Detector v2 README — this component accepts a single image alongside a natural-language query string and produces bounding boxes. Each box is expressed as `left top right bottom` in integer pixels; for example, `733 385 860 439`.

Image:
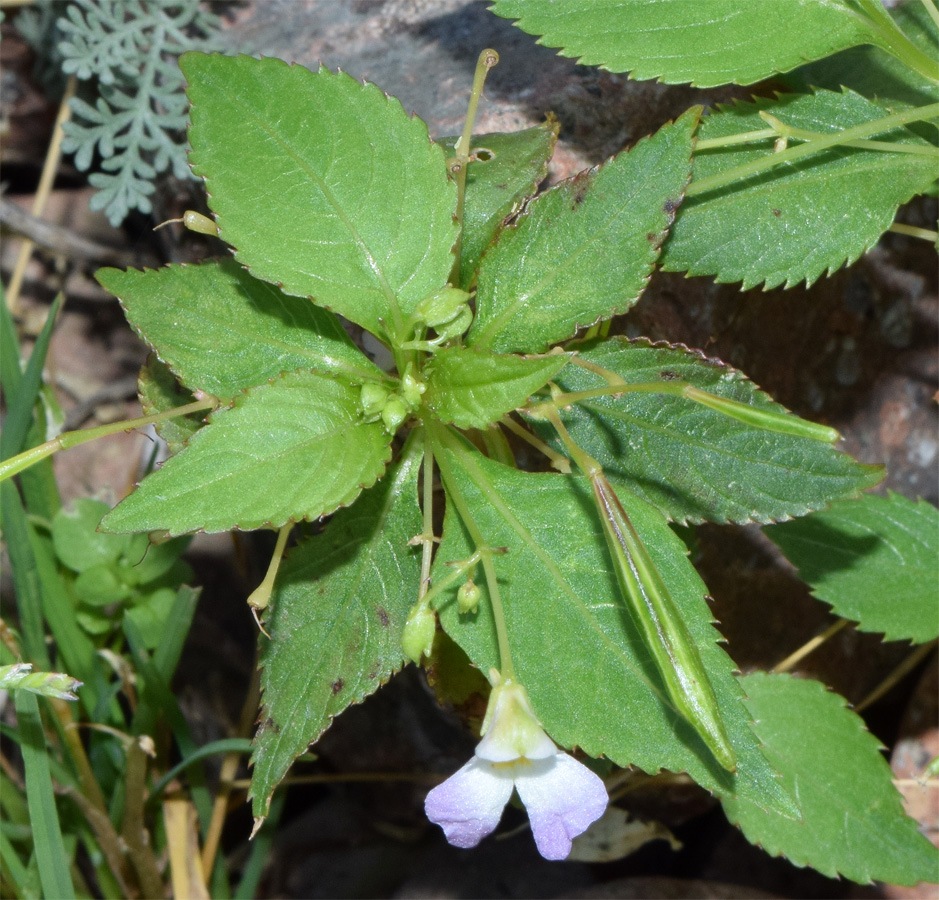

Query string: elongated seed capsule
592 474 737 772
681 385 839 443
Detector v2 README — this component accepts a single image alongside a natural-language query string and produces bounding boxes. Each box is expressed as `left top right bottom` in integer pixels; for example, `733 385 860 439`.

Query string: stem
696 128 778 151
854 639 937 713
480 424 515 467
856 0 939 84
570 355 630 387
890 222 939 242
429 421 515 679
550 381 685 406
201 664 260 877
922 0 939 32
686 102 939 198
760 112 935 157
122 739 164 900
772 619 850 674
418 438 436 602
535 404 600 476
6 76 76 315
419 549 483 611
450 49 499 286
247 523 293 635
0 398 215 483
500 415 571 473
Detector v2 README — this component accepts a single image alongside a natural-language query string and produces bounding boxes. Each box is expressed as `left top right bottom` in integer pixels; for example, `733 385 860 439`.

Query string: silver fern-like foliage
18 0 228 226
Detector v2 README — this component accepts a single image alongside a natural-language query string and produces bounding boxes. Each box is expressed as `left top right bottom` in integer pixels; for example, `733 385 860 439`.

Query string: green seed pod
381 396 409 433
457 579 481 614
359 382 390 418
401 603 436 664
592 474 736 772
681 385 840 443
415 287 472 329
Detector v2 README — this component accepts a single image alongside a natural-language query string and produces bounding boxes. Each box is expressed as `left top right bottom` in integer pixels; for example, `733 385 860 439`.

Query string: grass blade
0 827 38 900
14 690 75 900
1 296 62 462
1 482 51 668
234 788 284 900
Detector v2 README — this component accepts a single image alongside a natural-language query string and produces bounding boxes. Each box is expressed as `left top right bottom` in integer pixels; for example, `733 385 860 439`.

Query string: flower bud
359 382 390 418
400 367 426 409
457 579 481 614
381 396 409 432
416 287 471 328
434 305 473 342
401 603 436 664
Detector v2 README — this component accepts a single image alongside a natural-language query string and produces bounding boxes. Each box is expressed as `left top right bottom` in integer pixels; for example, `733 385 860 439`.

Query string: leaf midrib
201 66 404 332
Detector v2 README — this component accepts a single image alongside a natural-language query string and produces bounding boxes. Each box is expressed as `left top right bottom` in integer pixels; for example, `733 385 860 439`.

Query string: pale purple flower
425 674 608 860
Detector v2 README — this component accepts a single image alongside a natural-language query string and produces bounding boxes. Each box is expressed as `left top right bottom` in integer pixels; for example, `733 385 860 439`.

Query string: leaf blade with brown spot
249 438 423 819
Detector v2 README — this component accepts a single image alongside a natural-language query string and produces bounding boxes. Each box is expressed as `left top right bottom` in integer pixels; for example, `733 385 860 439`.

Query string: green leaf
15 691 75 900
137 355 203 454
661 89 938 289
724 673 939 886
250 436 423 819
0 294 61 462
181 53 458 342
592 474 735 771
121 533 192 586
432 444 796 818
52 498 129 572
74 565 131 605
490 0 885 87
124 587 177 650
101 371 392 536
532 338 882 524
764 493 939 644
423 347 569 429
782 1 939 111
468 108 698 354
98 259 381 401
437 122 559 287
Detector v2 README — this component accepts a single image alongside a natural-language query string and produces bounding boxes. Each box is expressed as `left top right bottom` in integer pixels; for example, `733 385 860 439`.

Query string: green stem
856 0 939 84
890 222 939 242
699 122 935 156
247 523 293 634
922 0 939 32
419 549 483 611
428 420 515 679
687 102 939 198
761 112 935 156
696 128 778 151
0 398 215 483
418 436 436 602
500 415 571 473
450 49 499 286
480 424 515 467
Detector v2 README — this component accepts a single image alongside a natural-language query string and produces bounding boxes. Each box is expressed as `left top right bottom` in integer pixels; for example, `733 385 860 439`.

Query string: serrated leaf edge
473 109 698 353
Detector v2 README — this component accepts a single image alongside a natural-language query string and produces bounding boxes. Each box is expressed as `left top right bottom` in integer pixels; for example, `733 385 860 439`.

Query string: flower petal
514 753 609 860
425 756 514 849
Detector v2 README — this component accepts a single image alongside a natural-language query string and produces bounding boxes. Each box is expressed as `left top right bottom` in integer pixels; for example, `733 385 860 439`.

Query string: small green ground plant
2 0 938 891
